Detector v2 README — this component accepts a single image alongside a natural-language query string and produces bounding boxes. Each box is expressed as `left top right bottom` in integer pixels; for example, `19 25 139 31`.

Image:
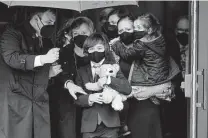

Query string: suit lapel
86 64 93 83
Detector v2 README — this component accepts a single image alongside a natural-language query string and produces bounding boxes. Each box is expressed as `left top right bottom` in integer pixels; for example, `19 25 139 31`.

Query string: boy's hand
98 77 108 88
89 93 103 104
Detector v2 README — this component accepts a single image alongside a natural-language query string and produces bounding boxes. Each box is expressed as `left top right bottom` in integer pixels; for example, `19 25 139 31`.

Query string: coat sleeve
74 69 91 108
111 40 144 61
55 45 75 86
109 69 132 95
0 28 36 71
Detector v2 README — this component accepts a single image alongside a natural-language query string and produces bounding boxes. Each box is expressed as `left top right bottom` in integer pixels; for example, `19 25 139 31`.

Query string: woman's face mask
73 35 88 48
118 19 134 45
119 32 134 45
102 22 118 40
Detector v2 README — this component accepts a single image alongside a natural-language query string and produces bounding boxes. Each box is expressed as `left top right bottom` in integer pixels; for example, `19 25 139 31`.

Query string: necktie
38 36 43 48
93 64 101 82
92 64 102 125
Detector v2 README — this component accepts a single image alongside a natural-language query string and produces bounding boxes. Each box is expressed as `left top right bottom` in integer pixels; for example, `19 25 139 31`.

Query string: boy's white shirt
90 58 105 79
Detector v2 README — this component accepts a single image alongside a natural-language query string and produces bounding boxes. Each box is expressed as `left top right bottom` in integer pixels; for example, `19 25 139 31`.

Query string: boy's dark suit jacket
75 59 132 133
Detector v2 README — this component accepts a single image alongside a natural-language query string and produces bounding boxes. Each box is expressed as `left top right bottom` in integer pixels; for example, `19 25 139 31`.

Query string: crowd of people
0 6 189 138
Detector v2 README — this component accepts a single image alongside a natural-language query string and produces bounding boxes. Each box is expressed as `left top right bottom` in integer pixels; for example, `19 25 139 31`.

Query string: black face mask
102 22 118 40
37 17 55 38
88 51 105 63
73 35 88 48
40 25 55 38
119 32 134 45
177 33 188 46
133 31 147 40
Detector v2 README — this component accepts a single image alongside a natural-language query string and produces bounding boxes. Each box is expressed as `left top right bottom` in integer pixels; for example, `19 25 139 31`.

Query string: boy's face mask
88 51 105 63
88 43 105 63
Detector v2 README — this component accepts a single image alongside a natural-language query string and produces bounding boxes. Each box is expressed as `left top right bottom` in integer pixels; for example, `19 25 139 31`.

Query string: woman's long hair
56 18 74 47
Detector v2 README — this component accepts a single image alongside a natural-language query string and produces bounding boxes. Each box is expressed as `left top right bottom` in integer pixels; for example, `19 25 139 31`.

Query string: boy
75 33 131 138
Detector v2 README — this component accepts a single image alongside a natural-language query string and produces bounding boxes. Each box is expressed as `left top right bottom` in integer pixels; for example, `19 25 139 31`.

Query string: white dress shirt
90 58 105 79
34 55 43 67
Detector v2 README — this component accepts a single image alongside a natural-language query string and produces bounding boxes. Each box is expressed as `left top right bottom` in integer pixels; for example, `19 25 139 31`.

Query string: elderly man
0 8 62 138
175 16 189 80
164 15 189 138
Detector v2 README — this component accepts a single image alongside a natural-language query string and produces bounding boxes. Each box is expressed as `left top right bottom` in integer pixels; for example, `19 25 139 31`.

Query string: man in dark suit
163 16 189 138
73 33 131 138
0 8 61 138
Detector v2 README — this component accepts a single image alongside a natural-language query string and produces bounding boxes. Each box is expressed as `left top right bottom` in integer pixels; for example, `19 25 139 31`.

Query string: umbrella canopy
1 1 139 12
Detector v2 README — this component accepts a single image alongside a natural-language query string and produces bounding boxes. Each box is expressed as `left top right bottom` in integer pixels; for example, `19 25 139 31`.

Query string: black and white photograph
0 0 206 138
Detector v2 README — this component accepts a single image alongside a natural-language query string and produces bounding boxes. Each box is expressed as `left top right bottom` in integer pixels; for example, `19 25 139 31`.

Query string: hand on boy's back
109 37 120 46
89 93 103 104
66 82 87 100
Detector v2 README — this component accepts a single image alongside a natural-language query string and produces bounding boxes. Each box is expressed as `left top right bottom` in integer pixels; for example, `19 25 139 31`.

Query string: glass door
189 1 208 138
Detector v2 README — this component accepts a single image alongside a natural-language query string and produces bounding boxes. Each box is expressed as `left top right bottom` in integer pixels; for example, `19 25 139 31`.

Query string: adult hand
133 91 152 100
109 37 120 46
40 48 60 64
155 87 172 100
66 82 87 100
49 64 62 78
89 93 103 104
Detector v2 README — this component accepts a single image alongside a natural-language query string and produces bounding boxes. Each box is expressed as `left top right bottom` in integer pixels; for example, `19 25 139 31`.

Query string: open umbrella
1 1 139 12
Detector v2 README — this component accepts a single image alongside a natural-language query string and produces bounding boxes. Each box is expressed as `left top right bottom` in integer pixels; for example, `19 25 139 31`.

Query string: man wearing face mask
0 8 62 138
163 15 189 138
175 16 189 80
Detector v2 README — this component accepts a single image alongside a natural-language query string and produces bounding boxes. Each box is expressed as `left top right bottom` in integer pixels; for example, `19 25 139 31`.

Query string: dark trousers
48 85 77 138
128 99 162 138
82 123 118 138
160 88 187 138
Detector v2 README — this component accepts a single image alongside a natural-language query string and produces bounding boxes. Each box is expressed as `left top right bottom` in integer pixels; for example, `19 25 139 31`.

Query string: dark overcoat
0 22 53 138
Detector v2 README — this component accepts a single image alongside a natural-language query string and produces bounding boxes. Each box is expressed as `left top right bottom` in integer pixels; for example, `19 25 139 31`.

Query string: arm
0 28 36 71
56 44 76 86
111 40 144 61
133 82 172 99
74 70 92 108
108 69 132 95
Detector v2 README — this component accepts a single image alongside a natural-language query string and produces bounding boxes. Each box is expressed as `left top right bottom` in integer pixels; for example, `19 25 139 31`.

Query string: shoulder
1 24 22 40
133 40 145 50
105 51 116 64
